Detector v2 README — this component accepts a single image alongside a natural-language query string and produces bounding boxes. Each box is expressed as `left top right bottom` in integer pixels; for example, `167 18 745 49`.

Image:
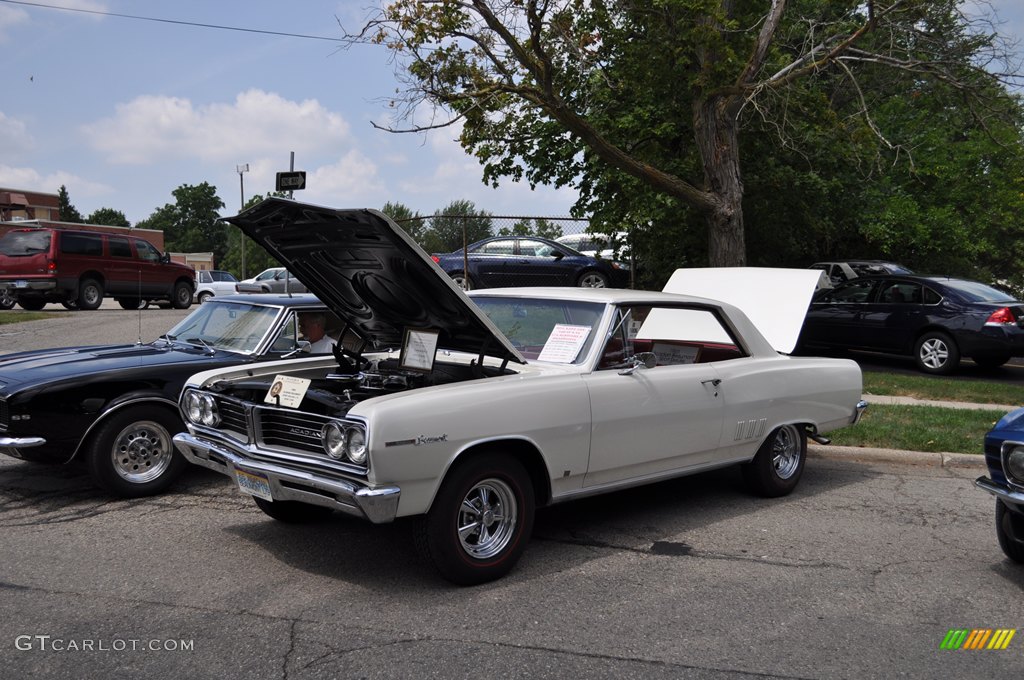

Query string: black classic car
799 275 1024 374
0 294 340 496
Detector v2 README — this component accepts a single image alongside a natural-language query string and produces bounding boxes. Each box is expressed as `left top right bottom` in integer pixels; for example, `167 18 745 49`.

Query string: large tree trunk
693 96 747 267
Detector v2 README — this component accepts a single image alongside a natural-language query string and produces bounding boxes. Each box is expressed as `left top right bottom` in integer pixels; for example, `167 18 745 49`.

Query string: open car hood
663 267 820 354
223 198 525 364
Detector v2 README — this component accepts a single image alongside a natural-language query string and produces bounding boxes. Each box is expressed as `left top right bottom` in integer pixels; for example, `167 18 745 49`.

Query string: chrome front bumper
976 476 1024 510
172 433 400 524
0 436 46 458
852 400 869 425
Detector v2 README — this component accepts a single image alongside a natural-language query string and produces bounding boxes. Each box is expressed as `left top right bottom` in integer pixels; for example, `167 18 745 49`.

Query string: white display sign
400 328 440 372
264 374 311 408
537 324 592 363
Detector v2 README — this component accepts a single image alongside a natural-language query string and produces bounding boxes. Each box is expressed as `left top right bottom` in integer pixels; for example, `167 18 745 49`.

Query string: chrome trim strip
976 476 1024 508
69 396 181 463
852 400 868 425
0 436 46 447
173 433 399 523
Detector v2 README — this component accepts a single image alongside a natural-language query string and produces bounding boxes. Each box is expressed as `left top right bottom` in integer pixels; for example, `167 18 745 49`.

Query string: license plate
13 280 28 289
235 469 272 501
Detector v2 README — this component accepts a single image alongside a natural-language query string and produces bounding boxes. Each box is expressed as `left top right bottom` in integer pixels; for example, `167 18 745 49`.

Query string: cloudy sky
1 1 1021 225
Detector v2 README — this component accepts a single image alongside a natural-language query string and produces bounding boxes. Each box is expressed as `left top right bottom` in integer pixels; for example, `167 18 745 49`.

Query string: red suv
0 228 195 310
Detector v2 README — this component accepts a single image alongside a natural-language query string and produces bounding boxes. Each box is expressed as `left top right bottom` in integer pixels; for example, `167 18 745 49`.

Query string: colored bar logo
941 629 1016 650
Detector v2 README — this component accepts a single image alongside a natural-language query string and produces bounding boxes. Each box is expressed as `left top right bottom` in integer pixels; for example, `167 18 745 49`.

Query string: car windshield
0 230 50 256
163 300 281 354
938 279 1017 303
471 296 605 363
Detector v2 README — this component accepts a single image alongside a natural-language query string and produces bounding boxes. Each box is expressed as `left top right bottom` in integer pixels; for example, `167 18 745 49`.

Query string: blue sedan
977 409 1024 562
431 236 628 290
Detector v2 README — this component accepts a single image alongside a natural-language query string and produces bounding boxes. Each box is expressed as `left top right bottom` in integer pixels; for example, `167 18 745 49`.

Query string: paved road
0 451 1020 679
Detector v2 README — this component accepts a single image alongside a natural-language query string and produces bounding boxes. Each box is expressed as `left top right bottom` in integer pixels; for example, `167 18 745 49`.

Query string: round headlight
200 394 220 427
184 391 203 424
322 422 346 460
1006 446 1024 483
346 428 367 465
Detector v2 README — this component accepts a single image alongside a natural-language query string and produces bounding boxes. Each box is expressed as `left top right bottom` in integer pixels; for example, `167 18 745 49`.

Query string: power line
0 0 344 42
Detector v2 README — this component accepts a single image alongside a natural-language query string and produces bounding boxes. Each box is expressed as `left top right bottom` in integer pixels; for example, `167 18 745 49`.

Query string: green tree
381 201 428 245
354 1 1020 266
86 207 130 227
421 200 494 253
57 185 83 223
137 182 227 264
218 192 286 278
497 218 563 239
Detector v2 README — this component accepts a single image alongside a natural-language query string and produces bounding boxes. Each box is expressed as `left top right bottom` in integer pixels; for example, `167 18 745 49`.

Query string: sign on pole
275 171 307 191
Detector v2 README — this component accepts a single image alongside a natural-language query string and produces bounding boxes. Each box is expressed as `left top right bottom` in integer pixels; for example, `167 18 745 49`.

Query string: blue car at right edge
977 408 1024 562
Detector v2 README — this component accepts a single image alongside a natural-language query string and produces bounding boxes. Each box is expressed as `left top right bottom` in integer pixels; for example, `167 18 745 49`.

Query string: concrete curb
809 444 984 468
865 394 1017 412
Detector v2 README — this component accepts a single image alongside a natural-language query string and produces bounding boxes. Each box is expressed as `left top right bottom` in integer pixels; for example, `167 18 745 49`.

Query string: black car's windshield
163 300 281 354
0 230 51 256
937 279 1017 303
471 296 605 363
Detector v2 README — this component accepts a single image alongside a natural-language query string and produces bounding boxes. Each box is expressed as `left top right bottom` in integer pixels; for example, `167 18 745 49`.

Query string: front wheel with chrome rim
85 405 187 497
417 452 535 585
914 330 959 375
742 424 807 498
576 270 609 288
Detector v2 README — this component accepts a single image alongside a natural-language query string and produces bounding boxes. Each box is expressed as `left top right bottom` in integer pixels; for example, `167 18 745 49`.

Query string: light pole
236 163 249 278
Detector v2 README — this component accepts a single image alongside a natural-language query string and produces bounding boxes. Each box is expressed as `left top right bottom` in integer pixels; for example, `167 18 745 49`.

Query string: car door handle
701 378 721 397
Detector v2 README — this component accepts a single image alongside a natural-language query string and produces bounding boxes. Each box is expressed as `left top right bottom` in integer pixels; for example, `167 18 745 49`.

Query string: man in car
298 312 336 353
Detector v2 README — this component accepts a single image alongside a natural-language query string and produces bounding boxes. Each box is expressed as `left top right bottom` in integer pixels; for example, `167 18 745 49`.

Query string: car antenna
137 268 143 345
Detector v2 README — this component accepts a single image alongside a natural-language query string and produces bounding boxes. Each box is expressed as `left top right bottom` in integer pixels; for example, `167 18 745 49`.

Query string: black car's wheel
417 453 535 585
576 270 609 288
85 405 186 497
61 299 78 310
914 331 959 375
197 291 214 304
171 281 193 309
76 278 104 310
17 299 46 311
0 289 14 310
742 424 806 498
117 298 147 310
996 500 1024 563
449 271 474 291
252 497 334 523
973 354 1011 369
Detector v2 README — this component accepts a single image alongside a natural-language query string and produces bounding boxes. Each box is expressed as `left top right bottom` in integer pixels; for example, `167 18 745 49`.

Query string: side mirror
618 352 657 375
281 340 312 359
160 253 170 264
552 251 565 261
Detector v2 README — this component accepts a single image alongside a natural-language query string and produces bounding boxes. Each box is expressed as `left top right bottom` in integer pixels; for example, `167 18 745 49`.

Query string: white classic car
173 198 866 585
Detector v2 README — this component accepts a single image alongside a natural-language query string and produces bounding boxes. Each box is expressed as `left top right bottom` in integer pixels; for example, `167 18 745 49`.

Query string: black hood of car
222 198 525 363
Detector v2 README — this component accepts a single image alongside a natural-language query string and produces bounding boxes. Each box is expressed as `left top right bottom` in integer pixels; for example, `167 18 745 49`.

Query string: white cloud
0 165 111 198
82 89 352 164
0 5 29 42
0 113 33 156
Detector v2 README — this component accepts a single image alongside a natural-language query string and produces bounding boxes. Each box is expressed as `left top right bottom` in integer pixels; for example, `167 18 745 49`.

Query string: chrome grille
0 397 8 432
256 407 332 455
215 397 248 435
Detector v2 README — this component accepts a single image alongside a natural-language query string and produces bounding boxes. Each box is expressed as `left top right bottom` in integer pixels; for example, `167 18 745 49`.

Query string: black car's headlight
1005 445 1024 484
184 390 220 427
320 421 368 465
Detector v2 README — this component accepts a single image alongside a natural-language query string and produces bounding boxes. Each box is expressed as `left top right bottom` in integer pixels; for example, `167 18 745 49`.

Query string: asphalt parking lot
2 301 1024 678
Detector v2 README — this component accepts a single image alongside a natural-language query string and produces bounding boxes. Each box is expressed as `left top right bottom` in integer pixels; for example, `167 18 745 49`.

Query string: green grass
0 311 55 325
828 404 1000 454
863 371 1023 405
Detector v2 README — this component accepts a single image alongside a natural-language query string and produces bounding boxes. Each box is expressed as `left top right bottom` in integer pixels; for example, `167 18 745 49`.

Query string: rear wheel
0 290 13 310
76 278 104 310
171 281 193 309
576 270 609 288
117 298 147 310
61 299 78 310
914 331 959 374
417 453 535 585
996 500 1024 562
197 291 214 304
742 424 806 497
449 271 474 291
17 299 46 311
253 497 334 523
85 405 186 497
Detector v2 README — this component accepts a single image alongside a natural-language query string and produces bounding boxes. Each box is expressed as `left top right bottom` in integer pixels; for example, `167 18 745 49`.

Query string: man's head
298 312 326 342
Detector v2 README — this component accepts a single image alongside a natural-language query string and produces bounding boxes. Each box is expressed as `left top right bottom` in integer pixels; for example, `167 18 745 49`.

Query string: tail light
430 256 440 264
46 260 57 274
985 307 1017 326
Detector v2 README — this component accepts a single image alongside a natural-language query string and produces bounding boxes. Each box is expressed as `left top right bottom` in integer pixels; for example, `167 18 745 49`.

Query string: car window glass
61 233 103 256
472 296 604 363
165 301 280 354
212 271 237 282
108 236 132 258
476 240 515 255
923 287 942 304
940 279 1016 303
256 269 279 281
0 230 51 256
879 282 922 304
198 271 212 283
600 305 743 369
134 239 161 262
518 239 557 257
821 279 875 303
